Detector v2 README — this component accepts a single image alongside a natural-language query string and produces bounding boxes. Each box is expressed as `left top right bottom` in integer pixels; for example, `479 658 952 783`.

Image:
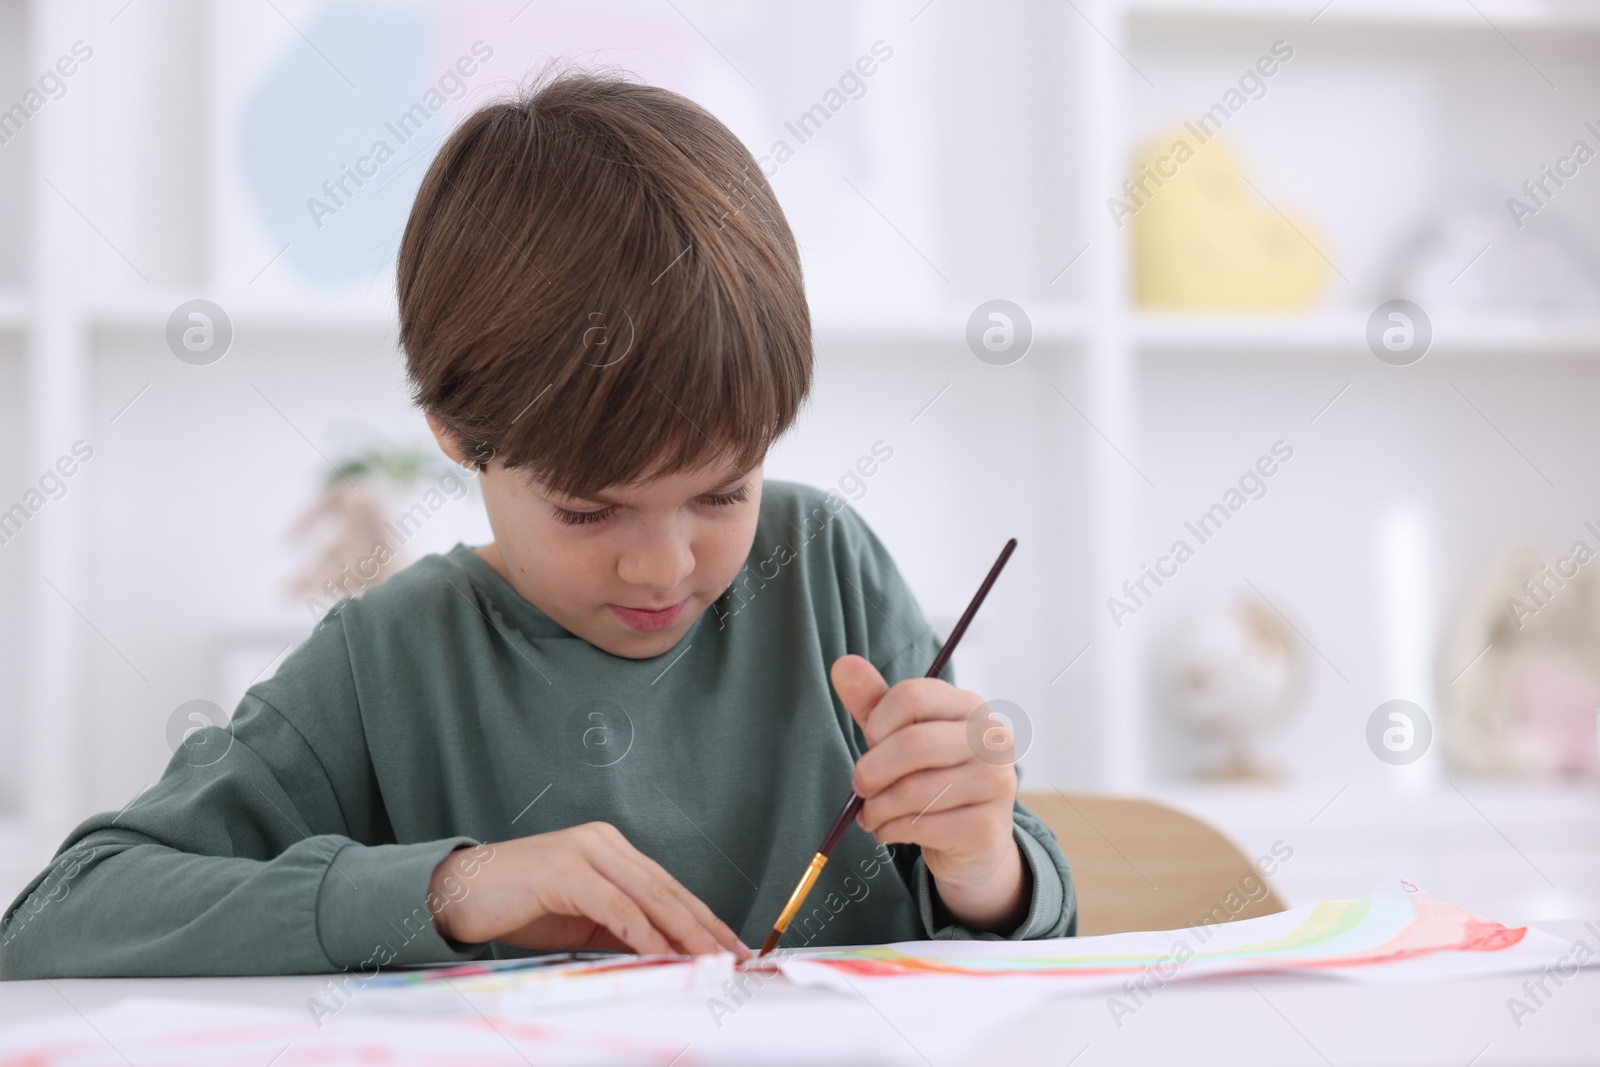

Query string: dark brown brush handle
818 537 1018 860
758 538 1019 956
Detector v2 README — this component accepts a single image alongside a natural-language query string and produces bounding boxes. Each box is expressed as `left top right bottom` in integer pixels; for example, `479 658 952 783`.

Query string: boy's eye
549 484 748 527
702 484 750 507
552 505 615 526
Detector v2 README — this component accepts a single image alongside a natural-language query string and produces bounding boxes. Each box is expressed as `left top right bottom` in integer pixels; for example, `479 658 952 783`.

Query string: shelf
1124 0 1600 31
813 303 1087 349
1134 311 1600 357
35 299 1600 358
1136 311 1364 352
91 293 400 336
83 294 1090 350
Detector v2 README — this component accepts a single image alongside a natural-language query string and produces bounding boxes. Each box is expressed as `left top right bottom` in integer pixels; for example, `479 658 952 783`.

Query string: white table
1 921 1595 1066
987 920 1599 1067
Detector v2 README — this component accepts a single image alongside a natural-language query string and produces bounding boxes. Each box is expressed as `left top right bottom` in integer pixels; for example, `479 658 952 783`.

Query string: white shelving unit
4 0 1598 922
1060 0 1600 919
1135 312 1600 356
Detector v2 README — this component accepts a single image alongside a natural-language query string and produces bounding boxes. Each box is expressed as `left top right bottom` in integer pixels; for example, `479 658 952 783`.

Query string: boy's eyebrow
705 469 755 492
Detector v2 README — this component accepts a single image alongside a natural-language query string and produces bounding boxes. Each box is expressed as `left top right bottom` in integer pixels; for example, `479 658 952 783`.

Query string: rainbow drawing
773 878 1583 991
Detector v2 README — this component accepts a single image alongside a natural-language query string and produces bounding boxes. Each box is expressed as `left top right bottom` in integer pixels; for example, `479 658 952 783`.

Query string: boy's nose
616 534 695 592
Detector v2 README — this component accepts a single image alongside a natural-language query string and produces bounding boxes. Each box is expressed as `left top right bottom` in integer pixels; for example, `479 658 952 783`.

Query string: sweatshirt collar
445 542 575 641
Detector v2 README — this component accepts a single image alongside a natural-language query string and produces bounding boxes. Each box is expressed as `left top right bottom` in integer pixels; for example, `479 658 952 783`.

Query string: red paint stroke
810 903 1528 980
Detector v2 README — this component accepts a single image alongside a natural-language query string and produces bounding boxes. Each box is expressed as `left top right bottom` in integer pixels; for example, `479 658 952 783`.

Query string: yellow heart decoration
1126 131 1327 309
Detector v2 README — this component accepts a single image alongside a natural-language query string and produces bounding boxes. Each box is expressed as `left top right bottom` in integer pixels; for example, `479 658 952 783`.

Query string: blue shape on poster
238 3 434 286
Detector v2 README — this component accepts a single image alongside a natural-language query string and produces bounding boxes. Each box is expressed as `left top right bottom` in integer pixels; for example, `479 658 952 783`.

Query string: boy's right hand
426 822 751 960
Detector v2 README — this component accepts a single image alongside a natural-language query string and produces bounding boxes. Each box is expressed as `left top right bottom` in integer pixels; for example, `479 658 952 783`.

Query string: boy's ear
424 413 475 468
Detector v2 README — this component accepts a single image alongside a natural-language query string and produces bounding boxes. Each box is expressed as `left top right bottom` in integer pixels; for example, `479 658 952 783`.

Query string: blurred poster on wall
205 0 928 317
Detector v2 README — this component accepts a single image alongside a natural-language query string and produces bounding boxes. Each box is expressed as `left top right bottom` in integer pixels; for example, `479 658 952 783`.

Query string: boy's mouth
608 597 689 633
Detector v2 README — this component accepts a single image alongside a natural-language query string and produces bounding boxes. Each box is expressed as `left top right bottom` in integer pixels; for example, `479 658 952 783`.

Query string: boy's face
427 415 762 659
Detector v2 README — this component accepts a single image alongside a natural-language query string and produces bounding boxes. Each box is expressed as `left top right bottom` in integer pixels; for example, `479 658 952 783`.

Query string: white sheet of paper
2 879 1589 1067
772 876 1590 998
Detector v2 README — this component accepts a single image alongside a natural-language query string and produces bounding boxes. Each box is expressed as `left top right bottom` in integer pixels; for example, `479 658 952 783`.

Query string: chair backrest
1019 791 1286 935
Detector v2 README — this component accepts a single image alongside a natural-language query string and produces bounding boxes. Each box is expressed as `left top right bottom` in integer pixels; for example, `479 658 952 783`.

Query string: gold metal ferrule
772 852 828 935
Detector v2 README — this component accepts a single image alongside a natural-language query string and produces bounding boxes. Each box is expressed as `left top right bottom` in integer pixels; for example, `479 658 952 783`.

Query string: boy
0 74 1074 978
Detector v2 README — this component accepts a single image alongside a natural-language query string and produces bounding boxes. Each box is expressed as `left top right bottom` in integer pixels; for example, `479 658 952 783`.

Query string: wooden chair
1019 791 1286 935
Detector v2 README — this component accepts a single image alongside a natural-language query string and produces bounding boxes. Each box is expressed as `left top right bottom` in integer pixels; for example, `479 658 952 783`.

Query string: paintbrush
758 537 1018 957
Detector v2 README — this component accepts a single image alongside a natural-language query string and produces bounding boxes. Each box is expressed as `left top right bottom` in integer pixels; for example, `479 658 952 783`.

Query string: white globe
1163 596 1302 778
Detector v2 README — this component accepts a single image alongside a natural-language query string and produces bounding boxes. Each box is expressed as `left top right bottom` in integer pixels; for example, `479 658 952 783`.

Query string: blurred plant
285 430 463 606
320 442 439 491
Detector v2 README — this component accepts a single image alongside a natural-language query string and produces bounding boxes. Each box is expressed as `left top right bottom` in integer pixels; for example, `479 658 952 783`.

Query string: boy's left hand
830 653 1029 934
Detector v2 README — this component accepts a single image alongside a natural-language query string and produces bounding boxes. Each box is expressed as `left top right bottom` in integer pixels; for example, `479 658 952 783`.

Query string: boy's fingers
852 720 972 797
618 867 723 957
611 888 715 958
574 823 749 959
830 655 890 738
644 865 751 959
869 802 1001 852
655 869 751 959
577 873 677 956
578 927 634 954
614 846 749 958
590 846 730 957
863 679 988 746
857 768 996 833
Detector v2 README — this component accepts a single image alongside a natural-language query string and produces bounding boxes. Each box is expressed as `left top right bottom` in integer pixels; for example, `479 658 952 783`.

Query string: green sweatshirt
0 480 1074 978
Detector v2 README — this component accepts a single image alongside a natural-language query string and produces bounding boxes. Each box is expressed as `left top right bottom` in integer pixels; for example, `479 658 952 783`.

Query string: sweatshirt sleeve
831 499 1077 941
0 607 488 979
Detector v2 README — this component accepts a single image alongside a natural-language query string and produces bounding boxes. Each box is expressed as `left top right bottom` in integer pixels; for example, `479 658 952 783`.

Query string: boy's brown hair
398 73 812 499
